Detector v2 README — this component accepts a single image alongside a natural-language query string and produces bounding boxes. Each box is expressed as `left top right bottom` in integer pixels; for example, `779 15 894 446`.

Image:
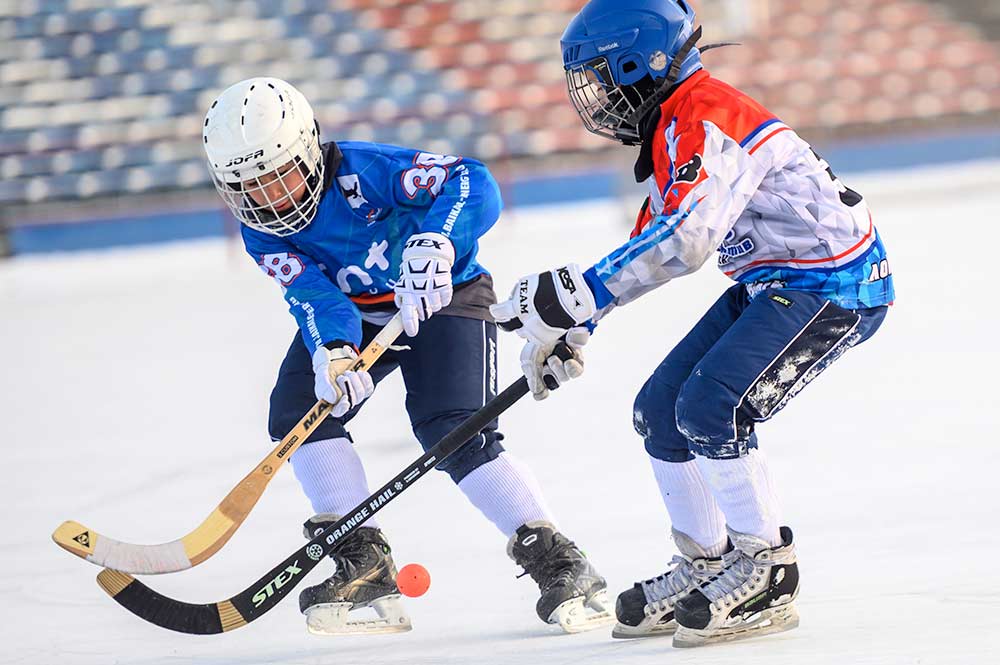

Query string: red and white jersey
585 70 894 313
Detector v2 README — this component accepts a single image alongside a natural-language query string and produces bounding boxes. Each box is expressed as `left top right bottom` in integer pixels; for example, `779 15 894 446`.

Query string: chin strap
624 25 703 133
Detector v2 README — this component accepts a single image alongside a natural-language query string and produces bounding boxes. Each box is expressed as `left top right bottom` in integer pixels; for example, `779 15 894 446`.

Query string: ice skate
612 529 724 638
672 526 799 648
298 514 411 635
507 521 614 634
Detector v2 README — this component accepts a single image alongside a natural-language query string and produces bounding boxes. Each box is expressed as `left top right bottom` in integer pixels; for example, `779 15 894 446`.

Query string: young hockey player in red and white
491 0 895 648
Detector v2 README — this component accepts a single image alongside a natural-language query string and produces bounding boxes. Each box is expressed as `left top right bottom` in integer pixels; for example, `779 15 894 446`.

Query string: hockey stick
96 375 532 633
53 314 405 575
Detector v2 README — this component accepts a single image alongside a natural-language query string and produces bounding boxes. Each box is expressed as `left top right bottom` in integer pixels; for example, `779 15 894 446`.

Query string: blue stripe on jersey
594 202 700 282
740 118 782 148
737 233 895 309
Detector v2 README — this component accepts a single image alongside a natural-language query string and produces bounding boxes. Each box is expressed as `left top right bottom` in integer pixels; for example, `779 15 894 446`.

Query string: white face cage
210 130 324 237
565 57 642 144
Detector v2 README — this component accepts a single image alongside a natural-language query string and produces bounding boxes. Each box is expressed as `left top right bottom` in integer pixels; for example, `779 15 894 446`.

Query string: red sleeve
630 197 653 239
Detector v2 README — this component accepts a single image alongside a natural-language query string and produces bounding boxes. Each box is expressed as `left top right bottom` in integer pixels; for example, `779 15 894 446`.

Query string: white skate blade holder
673 604 799 648
611 612 678 639
305 595 412 636
547 590 615 634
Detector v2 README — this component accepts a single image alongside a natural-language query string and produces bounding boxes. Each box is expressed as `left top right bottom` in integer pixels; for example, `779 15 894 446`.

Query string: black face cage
565 27 706 146
565 57 644 144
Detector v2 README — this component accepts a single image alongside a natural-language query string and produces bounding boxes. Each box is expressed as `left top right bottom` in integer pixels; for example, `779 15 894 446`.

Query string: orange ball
397 563 431 597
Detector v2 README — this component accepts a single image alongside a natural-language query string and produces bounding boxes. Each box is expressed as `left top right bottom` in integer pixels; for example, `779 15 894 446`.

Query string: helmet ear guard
621 25 702 134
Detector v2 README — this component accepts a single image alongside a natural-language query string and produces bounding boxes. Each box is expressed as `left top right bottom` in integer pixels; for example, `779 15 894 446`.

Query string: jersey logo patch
336 174 368 209
674 154 702 184
769 294 794 308
365 240 390 271
718 229 755 266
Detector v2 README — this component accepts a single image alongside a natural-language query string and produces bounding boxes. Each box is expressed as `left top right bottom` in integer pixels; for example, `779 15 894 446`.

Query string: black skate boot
613 528 725 638
298 514 411 635
673 526 799 647
507 521 613 633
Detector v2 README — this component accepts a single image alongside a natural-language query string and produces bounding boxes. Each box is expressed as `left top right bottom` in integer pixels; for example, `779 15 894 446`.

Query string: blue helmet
561 0 702 145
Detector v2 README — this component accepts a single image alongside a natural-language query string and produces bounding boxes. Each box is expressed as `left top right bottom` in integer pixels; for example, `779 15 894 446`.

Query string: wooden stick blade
54 315 405 574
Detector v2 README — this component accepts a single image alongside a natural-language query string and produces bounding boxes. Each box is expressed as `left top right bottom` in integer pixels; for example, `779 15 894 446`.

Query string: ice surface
2 161 999 664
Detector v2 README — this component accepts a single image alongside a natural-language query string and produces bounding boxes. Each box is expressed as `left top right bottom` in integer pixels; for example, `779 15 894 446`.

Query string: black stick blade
92 378 531 635
97 569 244 634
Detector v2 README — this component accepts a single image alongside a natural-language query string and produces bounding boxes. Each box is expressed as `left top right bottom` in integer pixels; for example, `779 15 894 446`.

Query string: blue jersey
241 141 503 351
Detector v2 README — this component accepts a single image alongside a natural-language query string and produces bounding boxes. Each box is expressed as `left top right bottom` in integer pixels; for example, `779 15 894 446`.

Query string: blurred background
1 0 999 255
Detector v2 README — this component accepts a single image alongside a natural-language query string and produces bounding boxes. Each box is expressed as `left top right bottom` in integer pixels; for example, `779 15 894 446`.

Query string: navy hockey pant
634 285 887 462
268 314 503 483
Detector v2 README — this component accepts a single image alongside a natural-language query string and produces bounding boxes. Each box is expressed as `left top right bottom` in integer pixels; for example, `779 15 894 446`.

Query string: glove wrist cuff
402 231 455 263
312 342 359 372
323 339 357 352
550 263 597 326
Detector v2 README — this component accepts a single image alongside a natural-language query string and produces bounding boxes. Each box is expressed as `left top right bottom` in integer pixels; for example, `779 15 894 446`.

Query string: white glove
394 232 455 337
520 327 590 400
489 263 597 346
312 344 375 416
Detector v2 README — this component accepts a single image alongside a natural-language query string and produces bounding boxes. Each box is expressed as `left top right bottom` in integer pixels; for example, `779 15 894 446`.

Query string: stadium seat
1 0 997 206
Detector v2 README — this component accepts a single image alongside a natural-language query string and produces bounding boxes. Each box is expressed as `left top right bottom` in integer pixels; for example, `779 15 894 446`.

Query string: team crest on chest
337 174 368 209
674 154 702 183
337 173 383 223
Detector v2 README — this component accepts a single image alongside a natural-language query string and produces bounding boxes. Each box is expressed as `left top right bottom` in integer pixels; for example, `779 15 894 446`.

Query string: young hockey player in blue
491 0 895 648
202 78 611 635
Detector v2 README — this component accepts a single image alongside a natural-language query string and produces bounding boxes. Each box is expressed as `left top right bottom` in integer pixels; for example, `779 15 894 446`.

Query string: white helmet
203 78 324 236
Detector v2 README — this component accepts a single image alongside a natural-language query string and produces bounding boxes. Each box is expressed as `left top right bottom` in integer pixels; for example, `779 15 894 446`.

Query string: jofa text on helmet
225 149 265 167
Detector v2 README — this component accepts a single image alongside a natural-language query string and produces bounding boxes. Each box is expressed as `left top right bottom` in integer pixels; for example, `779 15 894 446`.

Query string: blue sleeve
241 226 363 353
389 150 503 261
584 266 616 310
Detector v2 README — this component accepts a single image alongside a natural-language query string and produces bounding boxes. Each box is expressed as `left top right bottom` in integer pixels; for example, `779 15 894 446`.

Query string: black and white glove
490 264 597 400
394 232 455 337
519 327 590 400
312 343 375 416
489 263 597 346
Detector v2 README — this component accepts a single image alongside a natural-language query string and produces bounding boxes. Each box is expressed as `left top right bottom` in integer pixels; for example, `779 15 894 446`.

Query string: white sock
649 457 728 556
457 452 555 538
290 437 379 529
695 449 782 547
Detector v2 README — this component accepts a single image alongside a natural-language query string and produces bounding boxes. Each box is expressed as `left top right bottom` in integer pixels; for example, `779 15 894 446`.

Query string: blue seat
63 149 103 173
13 16 47 39
3 153 52 178
0 130 31 157
0 178 27 204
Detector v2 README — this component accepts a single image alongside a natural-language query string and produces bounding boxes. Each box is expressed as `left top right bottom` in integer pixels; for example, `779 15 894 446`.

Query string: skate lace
641 555 694 604
331 534 384 583
700 549 759 607
515 539 581 591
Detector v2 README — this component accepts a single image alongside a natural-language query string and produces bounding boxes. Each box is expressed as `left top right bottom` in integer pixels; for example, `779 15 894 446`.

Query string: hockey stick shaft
97 376 531 633
55 314 405 574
